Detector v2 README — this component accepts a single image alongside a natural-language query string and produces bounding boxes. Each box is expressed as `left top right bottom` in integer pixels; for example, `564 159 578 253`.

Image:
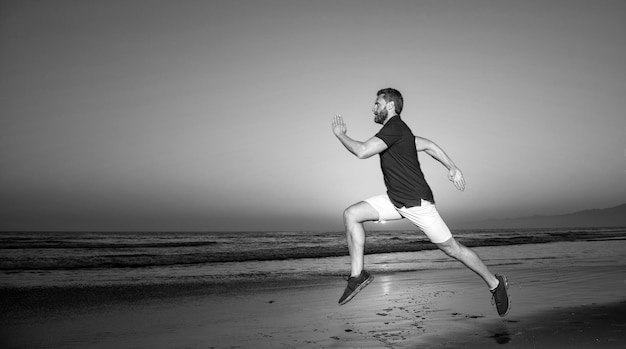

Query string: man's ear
386 101 395 112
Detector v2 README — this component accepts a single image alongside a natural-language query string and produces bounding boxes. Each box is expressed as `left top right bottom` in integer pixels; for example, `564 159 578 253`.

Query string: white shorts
364 194 453 244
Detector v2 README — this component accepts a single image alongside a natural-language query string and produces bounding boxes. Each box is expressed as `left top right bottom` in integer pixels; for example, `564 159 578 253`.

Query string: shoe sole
496 274 511 317
338 275 374 306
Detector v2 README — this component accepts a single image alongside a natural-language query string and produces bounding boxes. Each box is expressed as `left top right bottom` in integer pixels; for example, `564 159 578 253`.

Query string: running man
331 88 510 317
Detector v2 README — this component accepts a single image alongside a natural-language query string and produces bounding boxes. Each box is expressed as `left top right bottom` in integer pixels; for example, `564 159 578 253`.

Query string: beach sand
2 260 625 349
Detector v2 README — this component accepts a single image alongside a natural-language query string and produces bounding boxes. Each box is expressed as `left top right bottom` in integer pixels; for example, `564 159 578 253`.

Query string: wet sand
1 261 625 348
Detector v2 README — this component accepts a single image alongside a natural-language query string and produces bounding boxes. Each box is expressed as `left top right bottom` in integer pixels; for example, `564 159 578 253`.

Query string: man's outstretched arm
415 136 466 191
332 114 387 159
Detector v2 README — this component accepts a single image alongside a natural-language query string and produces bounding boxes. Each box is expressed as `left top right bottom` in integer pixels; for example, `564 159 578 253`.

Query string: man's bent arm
415 136 466 191
336 134 387 159
333 114 387 159
415 136 457 170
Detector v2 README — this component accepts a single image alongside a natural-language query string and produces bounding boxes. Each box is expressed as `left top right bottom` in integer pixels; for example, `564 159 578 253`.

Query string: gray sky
1 0 625 231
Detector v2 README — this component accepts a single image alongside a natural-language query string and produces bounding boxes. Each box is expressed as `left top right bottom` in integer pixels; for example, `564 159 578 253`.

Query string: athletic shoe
491 273 511 317
338 270 374 305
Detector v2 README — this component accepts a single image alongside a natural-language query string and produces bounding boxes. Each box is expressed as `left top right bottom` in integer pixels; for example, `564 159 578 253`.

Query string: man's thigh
362 194 403 223
397 201 452 243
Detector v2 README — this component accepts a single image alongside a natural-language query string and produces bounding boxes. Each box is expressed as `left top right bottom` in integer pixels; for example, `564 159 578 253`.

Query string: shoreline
3 239 626 320
2 262 625 348
3 238 625 291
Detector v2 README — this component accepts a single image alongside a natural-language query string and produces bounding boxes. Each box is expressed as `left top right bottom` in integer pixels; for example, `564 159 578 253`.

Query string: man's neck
382 113 398 125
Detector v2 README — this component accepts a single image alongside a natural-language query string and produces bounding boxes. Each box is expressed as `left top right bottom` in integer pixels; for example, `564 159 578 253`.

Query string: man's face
372 96 388 124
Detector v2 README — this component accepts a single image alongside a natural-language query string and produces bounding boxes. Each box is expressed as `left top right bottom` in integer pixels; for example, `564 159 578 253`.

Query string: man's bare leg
436 237 499 289
338 201 380 305
343 201 379 277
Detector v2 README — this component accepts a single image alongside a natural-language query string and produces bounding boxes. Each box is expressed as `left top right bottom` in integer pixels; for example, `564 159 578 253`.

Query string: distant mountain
459 204 626 229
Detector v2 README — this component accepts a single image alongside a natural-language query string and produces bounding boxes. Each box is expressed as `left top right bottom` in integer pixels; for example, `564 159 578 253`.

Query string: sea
1 228 625 289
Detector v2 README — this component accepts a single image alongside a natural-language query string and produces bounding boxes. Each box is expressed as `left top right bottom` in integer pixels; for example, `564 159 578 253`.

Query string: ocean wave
0 241 218 249
0 228 623 271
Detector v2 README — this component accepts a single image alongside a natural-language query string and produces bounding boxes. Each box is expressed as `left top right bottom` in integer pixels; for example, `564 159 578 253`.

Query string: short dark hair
377 88 403 115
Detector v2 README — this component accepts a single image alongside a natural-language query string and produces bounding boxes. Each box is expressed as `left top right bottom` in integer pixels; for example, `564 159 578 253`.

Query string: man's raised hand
332 114 347 137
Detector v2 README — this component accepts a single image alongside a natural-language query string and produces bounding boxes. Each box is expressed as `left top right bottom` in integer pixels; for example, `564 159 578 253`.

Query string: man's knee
343 205 362 224
343 202 378 224
436 237 461 258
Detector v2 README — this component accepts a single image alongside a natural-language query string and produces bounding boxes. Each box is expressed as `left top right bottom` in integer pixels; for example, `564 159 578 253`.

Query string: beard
374 108 388 124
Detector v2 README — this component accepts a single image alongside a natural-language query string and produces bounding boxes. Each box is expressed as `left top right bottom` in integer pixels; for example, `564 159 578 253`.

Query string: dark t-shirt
375 115 434 208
